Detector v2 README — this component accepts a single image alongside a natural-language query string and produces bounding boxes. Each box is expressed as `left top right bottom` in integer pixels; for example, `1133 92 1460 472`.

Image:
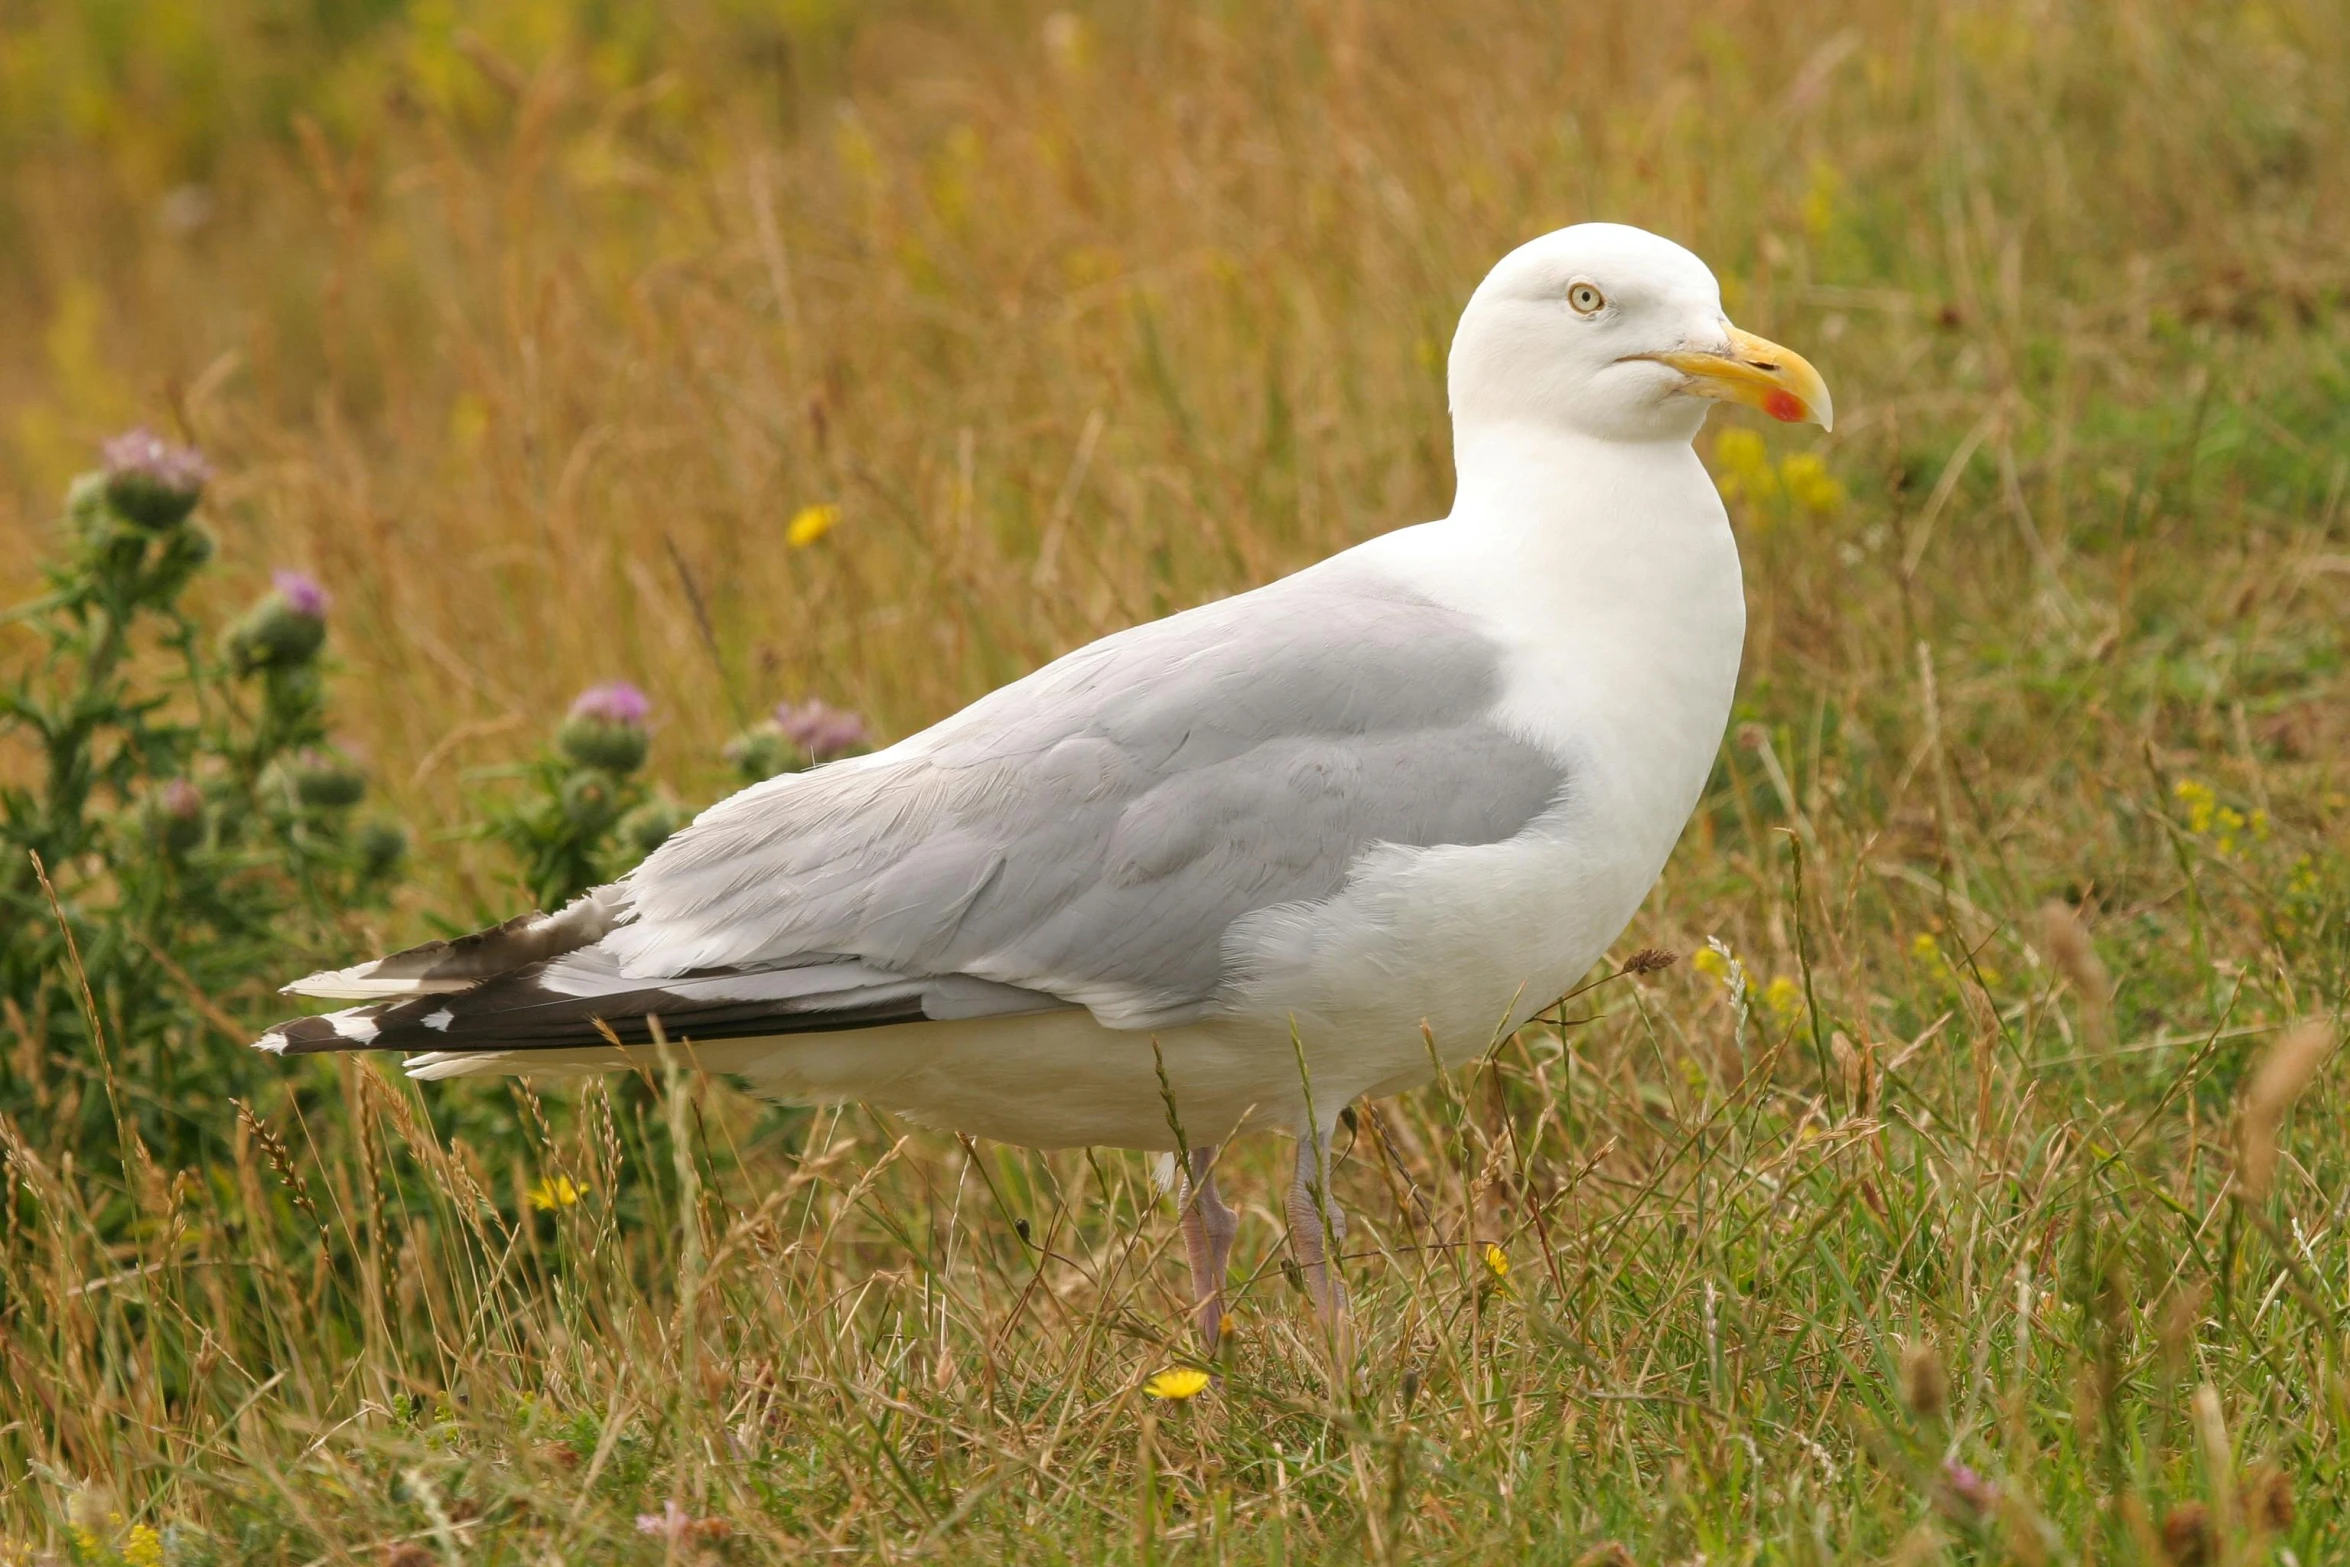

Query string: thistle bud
228 570 330 672
286 747 367 810
557 682 651 774
100 428 211 530
356 819 409 879
144 777 207 855
152 520 218 582
617 796 691 859
723 724 799 782
559 768 624 831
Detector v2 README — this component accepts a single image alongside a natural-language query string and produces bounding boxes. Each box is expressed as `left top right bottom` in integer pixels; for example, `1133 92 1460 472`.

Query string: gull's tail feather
278 887 629 1001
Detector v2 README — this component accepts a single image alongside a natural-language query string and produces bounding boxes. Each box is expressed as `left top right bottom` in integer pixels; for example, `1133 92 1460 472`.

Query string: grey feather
604 559 1567 1028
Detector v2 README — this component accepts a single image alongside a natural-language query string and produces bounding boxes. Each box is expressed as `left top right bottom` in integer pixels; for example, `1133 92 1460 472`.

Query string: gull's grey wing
602 558 1567 1028
260 557 1568 1058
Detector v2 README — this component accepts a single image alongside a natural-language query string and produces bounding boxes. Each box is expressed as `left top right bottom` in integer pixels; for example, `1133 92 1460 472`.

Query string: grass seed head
2239 1464 2293 1532
1899 1339 1948 1420
2237 1022 2336 1201
2160 1501 2213 1567
2038 901 2112 1046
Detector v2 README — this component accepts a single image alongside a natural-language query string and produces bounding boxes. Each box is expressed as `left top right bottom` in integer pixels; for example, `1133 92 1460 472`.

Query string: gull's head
1449 222 1832 444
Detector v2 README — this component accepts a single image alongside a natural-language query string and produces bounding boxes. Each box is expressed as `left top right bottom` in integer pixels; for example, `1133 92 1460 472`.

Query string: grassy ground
3 0 2349 1560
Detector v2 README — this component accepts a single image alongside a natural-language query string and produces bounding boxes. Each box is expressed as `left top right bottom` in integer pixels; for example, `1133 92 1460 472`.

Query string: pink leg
1285 1122 1347 1321
1179 1146 1239 1348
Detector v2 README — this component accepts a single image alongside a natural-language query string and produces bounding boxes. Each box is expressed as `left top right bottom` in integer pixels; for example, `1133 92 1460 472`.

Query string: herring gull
258 222 1831 1344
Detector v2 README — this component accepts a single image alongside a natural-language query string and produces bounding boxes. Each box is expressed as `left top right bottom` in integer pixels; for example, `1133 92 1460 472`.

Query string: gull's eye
1567 282 1606 316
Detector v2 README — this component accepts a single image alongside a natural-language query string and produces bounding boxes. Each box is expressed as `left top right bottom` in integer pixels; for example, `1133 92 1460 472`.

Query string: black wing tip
257 1008 387 1056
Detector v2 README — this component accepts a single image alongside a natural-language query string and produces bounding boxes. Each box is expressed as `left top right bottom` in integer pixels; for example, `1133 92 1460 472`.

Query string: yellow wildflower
1481 1242 1510 1281
1910 933 1941 961
1710 428 1775 505
1762 975 1803 1020
124 1524 165 1567
1778 452 1844 514
1142 1367 1211 1401
786 503 840 548
1800 157 1843 239
2174 778 2217 835
528 1175 589 1212
1691 946 1730 981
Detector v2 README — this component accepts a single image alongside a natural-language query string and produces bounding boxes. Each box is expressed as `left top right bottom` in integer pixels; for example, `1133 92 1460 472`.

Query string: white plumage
260 222 1830 1337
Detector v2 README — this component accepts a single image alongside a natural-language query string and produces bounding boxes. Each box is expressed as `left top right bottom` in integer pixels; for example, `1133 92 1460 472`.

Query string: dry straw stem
2235 1022 2336 1202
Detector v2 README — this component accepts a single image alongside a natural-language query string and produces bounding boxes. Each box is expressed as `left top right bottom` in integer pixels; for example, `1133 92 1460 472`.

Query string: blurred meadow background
2 0 2348 1561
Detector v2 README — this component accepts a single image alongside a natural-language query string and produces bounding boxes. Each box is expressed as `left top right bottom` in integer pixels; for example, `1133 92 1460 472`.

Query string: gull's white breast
1212 435 1747 1100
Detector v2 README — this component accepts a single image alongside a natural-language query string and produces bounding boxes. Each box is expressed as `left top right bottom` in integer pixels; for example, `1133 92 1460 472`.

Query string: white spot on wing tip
329 1010 380 1044
254 1034 287 1055
422 1007 456 1033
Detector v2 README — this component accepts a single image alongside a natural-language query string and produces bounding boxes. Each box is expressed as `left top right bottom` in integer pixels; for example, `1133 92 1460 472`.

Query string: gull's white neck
1354 413 1747 867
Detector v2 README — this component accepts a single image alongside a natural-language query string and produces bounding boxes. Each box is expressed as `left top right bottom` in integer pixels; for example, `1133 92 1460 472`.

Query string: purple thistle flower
569 681 651 728
100 427 211 529
102 428 211 492
271 569 330 619
773 698 866 761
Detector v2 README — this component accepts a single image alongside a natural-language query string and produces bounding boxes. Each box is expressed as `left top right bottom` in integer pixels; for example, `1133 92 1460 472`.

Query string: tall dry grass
1 0 2348 1560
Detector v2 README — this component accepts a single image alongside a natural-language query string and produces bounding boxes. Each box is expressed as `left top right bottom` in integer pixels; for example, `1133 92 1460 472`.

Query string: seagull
259 223 1829 1347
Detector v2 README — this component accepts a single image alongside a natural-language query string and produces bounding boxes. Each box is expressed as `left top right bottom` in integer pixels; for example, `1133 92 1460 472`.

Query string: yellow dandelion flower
528 1175 589 1212
1143 1366 1211 1401
1762 975 1803 1020
787 503 840 548
124 1524 165 1567
1481 1242 1510 1281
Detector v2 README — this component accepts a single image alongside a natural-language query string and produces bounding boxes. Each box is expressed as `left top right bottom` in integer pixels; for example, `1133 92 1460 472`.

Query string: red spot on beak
1765 390 1806 424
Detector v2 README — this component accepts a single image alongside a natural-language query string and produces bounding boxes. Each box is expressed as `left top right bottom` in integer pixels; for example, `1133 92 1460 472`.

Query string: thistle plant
0 431 406 1170
484 681 670 910
485 689 869 911
723 697 869 782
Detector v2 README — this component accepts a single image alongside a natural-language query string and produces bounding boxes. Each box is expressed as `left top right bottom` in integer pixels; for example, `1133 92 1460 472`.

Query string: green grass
2 0 2349 1560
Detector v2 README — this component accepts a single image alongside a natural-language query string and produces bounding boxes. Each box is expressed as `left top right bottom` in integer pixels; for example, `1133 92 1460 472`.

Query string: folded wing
257 560 1568 1062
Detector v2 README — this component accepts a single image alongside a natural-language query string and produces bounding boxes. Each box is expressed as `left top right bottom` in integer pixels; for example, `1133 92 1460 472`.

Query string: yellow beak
1640 325 1833 431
